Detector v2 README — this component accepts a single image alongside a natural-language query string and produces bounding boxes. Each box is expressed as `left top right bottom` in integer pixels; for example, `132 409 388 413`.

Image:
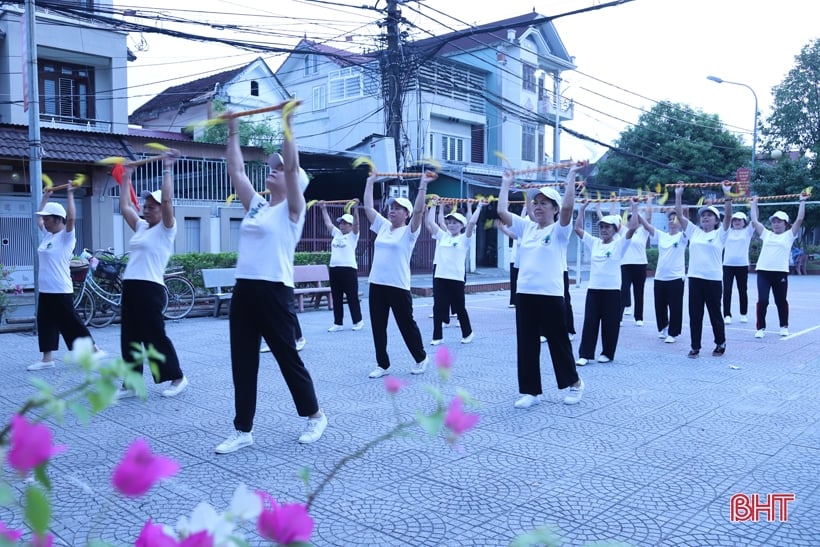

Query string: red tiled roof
0 124 134 163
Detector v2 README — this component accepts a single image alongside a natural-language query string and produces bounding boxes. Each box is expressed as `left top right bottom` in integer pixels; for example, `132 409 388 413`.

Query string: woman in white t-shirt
29 186 100 371
574 200 637 366
425 198 484 346
674 183 732 358
117 150 187 399
749 193 807 338
364 169 433 379
497 164 585 408
319 200 363 332
619 205 651 326
214 103 327 454
722 211 754 324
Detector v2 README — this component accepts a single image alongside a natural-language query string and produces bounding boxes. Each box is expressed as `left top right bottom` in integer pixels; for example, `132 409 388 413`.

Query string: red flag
111 164 140 211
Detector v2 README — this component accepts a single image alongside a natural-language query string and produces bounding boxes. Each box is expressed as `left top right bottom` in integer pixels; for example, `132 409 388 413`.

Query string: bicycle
72 249 126 328
162 266 196 320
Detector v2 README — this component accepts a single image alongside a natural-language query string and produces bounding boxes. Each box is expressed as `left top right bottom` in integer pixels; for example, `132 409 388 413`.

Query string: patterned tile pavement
1 273 818 546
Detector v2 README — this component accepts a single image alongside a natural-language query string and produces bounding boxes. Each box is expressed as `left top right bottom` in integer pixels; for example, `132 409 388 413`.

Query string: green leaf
67 399 92 424
423 385 443 405
298 466 311 485
34 464 52 490
416 411 444 436
25 484 51 534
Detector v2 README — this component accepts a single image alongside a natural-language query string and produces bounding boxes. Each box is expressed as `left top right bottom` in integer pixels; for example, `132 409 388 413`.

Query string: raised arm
65 184 76 233
36 189 51 230
792 192 808 235
496 219 516 239
496 169 514 227
721 181 732 231
465 201 484 238
351 199 360 235
160 149 179 229
624 199 640 239
225 114 255 211
674 184 690 231
575 200 589 238
749 196 764 235
559 163 582 226
318 201 334 232
280 101 305 222
410 172 435 233
424 199 440 235
437 199 447 230
363 171 378 224
119 165 140 231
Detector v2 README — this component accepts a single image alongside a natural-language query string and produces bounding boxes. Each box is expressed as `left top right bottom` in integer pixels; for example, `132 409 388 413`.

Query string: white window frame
522 64 536 92
304 54 318 76
441 135 465 162
522 124 536 162
328 68 363 102
312 85 327 111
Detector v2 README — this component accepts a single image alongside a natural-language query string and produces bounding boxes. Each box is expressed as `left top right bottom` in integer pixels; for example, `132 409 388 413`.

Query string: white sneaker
740 315 748 323
563 379 585 405
27 360 55 371
779 327 789 337
460 333 474 344
664 335 676 344
724 316 732 325
162 376 189 397
635 320 644 327
539 336 547 343
597 355 611 363
658 327 668 339
754 329 765 339
327 324 344 332
514 394 540 409
624 308 632 316
298 412 328 444
295 338 306 351
410 357 428 375
352 321 364 331
215 430 253 454
115 387 136 400
368 367 388 379
575 358 588 366
430 339 443 346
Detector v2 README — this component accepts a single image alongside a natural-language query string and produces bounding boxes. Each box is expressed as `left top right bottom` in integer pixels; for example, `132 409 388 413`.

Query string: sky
117 0 819 162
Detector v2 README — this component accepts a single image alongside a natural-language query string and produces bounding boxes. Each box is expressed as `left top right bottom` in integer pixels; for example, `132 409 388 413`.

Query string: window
522 125 536 162
184 217 201 253
250 81 259 97
303 54 318 76
328 68 363 102
522 64 536 92
312 85 327 111
39 60 95 122
441 135 464 162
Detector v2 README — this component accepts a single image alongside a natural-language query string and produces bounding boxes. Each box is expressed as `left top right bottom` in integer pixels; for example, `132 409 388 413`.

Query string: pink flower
112 438 179 497
435 346 453 371
0 521 22 542
32 533 53 547
179 531 215 547
7 414 66 474
384 376 408 395
444 397 479 438
136 521 178 547
257 492 313 545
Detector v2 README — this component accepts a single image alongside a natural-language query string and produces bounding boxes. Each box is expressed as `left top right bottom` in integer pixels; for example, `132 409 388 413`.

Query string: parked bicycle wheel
73 286 95 327
89 293 118 328
163 276 196 320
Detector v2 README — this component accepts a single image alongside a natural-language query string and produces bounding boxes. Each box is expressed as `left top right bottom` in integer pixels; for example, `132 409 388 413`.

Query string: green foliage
196 100 283 156
168 252 331 290
25 485 50 534
752 156 818 233
596 101 749 191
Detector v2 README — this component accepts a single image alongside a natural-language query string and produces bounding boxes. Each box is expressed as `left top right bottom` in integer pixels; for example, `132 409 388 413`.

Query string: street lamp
707 75 759 177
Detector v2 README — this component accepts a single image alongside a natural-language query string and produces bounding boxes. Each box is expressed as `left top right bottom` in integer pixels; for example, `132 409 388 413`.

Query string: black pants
620 264 647 321
756 270 789 330
688 277 725 351
120 280 182 383
368 283 426 370
37 292 94 353
516 294 578 394
432 277 472 340
230 279 319 432
509 264 519 306
654 278 684 337
563 270 575 334
722 265 749 317
579 289 622 360
329 266 362 326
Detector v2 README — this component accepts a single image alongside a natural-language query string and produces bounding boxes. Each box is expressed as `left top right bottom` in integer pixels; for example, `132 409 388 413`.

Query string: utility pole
383 0 403 170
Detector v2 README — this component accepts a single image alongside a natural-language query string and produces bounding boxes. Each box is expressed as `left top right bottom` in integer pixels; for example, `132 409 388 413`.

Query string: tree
753 156 818 238
761 38 820 181
595 101 749 190
196 100 282 155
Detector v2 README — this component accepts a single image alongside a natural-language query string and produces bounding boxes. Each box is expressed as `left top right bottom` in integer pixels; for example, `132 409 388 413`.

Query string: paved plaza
1 273 819 546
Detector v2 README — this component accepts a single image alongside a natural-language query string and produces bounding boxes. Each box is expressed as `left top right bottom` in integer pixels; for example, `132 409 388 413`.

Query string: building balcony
538 93 574 123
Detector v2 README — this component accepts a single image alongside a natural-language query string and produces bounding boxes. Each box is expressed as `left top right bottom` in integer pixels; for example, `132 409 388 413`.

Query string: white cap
698 205 721 219
337 213 354 224
36 202 66 218
770 211 790 223
387 197 413 218
268 153 310 192
445 212 467 225
599 214 621 228
528 187 562 203
731 212 748 222
141 189 162 203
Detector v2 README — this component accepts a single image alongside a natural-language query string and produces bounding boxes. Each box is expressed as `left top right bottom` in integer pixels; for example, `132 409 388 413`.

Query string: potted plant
0 262 23 322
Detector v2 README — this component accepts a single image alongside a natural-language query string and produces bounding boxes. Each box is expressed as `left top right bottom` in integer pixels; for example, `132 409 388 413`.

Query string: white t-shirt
723 225 754 266
654 230 688 281
368 215 419 290
432 228 471 281
329 226 359 268
509 216 570 296
756 230 797 273
511 238 520 267
621 226 649 265
582 232 628 290
685 224 727 281
123 219 177 286
37 227 74 294
235 194 305 287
